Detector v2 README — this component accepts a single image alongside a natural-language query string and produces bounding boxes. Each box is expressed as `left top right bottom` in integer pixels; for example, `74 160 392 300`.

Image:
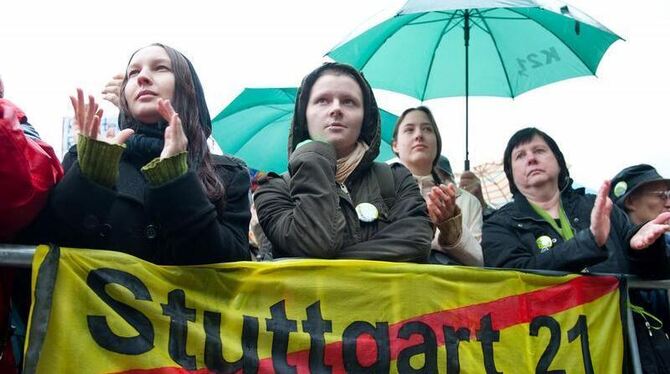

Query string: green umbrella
211 87 399 173
327 0 621 169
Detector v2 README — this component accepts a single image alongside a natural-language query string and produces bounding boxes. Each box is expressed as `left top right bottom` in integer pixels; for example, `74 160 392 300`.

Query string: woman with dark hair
483 127 669 275
391 106 482 266
25 43 250 264
254 62 432 261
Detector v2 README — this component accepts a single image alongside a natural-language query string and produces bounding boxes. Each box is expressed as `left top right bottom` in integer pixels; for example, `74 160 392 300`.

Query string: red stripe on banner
254 274 619 373
115 368 212 374
115 275 619 374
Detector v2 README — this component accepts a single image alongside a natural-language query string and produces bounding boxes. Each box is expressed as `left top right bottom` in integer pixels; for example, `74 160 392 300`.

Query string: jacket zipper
338 182 349 195
338 182 361 241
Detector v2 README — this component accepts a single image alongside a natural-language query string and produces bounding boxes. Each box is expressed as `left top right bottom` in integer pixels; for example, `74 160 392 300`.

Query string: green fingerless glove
141 152 188 186
77 134 125 188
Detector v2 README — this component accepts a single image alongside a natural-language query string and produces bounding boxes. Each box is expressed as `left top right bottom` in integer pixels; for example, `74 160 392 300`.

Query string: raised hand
70 88 102 140
590 180 613 247
426 182 458 225
460 170 486 206
157 98 187 159
630 212 670 250
70 88 133 145
459 170 481 195
101 73 124 108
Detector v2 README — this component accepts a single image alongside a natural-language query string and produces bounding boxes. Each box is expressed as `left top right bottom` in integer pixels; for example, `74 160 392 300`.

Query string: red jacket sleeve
0 101 63 240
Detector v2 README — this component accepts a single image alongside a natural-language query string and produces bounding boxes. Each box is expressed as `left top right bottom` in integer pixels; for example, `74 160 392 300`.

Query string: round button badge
356 203 379 223
613 181 628 198
535 235 553 251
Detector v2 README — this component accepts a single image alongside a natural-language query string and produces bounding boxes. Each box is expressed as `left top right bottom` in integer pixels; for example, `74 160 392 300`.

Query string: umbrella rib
278 88 298 103
359 13 425 72
507 7 598 75
444 19 465 35
469 17 492 35
475 9 515 98
418 10 459 101
409 15 456 26
225 110 292 153
473 15 527 20
264 104 293 113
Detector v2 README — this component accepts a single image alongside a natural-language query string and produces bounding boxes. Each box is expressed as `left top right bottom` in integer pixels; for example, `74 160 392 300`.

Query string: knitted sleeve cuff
77 134 125 188
436 206 463 247
141 152 188 186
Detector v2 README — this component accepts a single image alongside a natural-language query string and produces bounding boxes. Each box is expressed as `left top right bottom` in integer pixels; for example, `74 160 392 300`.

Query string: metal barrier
623 276 670 373
0 244 35 268
0 244 667 373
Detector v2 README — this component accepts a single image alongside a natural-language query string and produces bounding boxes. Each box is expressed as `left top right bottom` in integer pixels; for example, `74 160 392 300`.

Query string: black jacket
22 148 251 265
482 185 668 276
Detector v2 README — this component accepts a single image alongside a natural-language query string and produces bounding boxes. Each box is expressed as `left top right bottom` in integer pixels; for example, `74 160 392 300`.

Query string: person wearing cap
255 63 432 262
22 44 251 264
483 127 670 276
391 106 483 266
610 164 670 371
611 164 670 240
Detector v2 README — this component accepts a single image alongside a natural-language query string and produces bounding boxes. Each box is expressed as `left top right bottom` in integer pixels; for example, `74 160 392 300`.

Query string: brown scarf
335 141 369 183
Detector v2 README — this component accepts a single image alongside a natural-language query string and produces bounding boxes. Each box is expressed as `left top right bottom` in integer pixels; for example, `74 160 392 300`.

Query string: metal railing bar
626 304 643 374
0 243 667 373
0 244 36 268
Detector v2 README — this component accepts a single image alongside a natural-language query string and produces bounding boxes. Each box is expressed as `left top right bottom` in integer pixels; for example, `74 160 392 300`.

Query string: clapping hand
70 88 134 145
426 183 458 225
156 98 187 159
589 180 613 247
630 212 670 250
101 73 124 108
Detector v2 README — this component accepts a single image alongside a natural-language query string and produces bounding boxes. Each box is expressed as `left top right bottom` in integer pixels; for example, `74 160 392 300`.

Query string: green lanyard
530 201 574 241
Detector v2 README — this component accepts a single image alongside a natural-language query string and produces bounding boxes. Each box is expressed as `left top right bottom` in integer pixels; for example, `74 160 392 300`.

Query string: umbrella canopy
211 87 399 173
455 161 511 208
327 0 621 168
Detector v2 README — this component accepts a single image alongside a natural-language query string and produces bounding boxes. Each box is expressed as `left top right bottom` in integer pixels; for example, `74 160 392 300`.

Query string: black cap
436 155 453 178
610 164 670 208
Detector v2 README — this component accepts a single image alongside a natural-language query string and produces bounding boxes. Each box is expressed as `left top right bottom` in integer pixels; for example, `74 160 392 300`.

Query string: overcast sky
2 0 668 189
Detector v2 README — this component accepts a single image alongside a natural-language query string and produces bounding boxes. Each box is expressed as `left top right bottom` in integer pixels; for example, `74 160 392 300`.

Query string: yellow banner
24 245 623 373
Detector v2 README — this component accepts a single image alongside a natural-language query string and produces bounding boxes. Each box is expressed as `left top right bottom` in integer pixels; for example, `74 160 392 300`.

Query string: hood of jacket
288 63 381 181
119 44 212 137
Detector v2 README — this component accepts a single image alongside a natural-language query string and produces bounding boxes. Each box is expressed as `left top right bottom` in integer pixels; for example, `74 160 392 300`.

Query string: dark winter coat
23 147 251 265
255 141 432 262
482 185 668 276
254 64 432 262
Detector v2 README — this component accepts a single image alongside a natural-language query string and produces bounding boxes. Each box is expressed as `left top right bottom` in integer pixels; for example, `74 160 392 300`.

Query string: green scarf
530 201 574 241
